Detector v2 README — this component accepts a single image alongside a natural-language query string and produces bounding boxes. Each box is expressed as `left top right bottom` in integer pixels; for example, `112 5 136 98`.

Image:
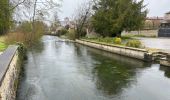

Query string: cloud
59 0 170 19
59 0 84 20
144 0 170 17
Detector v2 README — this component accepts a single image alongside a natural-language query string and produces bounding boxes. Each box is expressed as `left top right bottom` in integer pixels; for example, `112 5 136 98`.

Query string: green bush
95 37 114 43
126 40 142 48
59 28 68 36
104 37 114 43
114 37 122 44
67 29 76 40
17 42 27 60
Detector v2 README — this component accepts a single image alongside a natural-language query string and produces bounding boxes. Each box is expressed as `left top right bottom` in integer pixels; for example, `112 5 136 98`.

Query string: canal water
17 36 170 100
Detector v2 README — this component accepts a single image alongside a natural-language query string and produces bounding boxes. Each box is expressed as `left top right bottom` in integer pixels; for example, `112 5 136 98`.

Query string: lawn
82 36 143 48
82 36 132 45
0 36 7 51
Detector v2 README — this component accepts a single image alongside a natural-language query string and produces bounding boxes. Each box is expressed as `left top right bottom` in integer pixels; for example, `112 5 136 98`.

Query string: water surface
17 36 170 100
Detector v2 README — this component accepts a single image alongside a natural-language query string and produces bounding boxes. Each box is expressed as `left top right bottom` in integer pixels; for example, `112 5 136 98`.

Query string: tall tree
92 0 147 37
73 0 93 38
0 0 12 35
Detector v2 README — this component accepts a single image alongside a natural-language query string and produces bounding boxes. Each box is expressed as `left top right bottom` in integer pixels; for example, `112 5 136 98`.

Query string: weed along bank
0 45 25 100
76 39 152 61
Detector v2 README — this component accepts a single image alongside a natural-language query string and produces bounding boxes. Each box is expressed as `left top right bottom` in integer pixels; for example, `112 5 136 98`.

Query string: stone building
144 17 163 30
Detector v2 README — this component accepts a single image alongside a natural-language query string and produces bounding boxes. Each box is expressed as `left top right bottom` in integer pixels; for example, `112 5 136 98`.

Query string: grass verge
0 36 7 51
82 37 143 48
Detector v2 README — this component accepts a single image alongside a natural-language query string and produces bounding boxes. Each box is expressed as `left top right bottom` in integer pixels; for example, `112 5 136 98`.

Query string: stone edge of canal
0 45 26 100
75 39 170 67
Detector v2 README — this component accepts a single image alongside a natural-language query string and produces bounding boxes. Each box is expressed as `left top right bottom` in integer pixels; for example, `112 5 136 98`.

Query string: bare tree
73 0 94 38
10 0 27 10
10 0 62 45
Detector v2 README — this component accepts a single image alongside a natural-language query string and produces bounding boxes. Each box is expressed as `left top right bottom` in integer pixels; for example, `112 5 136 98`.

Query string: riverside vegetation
58 0 146 49
81 37 142 48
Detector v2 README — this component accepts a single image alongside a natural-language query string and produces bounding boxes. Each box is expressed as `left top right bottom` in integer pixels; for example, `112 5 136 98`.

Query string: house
164 12 170 23
144 17 163 30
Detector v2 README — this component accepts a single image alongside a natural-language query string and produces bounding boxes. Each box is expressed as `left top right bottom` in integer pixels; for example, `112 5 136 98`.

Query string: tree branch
10 0 26 11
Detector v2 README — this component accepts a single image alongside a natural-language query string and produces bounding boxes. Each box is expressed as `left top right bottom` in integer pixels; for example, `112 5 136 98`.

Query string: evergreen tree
92 0 147 37
0 0 12 35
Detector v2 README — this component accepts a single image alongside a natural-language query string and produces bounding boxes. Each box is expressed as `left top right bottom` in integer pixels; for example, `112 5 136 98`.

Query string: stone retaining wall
76 40 150 61
0 46 19 100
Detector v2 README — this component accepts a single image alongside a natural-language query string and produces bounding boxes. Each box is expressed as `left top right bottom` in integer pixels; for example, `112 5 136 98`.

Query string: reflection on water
75 44 150 96
17 36 170 100
159 66 170 78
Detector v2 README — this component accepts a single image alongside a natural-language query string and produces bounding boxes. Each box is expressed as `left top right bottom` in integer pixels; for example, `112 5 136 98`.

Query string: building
158 11 170 37
60 18 76 30
164 12 170 22
144 17 163 30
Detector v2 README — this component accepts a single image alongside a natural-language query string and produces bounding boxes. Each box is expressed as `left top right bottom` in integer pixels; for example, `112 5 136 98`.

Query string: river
17 36 170 100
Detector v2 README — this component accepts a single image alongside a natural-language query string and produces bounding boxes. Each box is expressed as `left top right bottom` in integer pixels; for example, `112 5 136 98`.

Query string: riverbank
0 45 26 100
76 39 151 61
0 36 7 52
0 46 19 100
76 39 170 67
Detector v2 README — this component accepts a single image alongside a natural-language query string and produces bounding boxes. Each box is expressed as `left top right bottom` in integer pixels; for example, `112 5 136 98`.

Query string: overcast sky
58 0 170 20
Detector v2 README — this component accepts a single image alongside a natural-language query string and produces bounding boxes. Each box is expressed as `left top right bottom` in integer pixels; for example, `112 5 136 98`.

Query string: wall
0 46 19 100
122 30 158 37
165 13 170 22
76 40 150 61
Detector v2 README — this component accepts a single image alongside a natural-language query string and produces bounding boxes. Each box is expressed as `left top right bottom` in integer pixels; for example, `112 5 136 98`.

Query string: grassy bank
122 34 157 38
82 37 143 48
0 42 7 51
0 36 7 51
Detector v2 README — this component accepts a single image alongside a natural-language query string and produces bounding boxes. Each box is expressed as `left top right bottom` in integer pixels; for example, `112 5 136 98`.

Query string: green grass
0 36 7 51
82 37 143 48
82 37 132 45
122 34 157 38
0 42 7 51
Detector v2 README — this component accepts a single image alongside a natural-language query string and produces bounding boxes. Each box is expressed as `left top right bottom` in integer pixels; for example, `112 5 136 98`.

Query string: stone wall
0 46 19 100
76 40 150 61
122 30 158 37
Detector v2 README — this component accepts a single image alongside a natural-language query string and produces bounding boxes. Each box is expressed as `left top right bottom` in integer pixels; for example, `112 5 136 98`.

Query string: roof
146 17 164 20
166 11 170 14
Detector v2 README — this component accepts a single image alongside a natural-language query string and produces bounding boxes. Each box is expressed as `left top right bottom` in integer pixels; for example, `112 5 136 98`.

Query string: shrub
59 28 68 36
67 29 76 40
5 21 47 46
104 37 114 43
5 32 30 46
17 42 27 60
126 40 142 48
114 37 122 44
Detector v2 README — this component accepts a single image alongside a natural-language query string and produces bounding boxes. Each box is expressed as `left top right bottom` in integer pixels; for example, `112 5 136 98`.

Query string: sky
59 0 84 20
58 0 170 20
